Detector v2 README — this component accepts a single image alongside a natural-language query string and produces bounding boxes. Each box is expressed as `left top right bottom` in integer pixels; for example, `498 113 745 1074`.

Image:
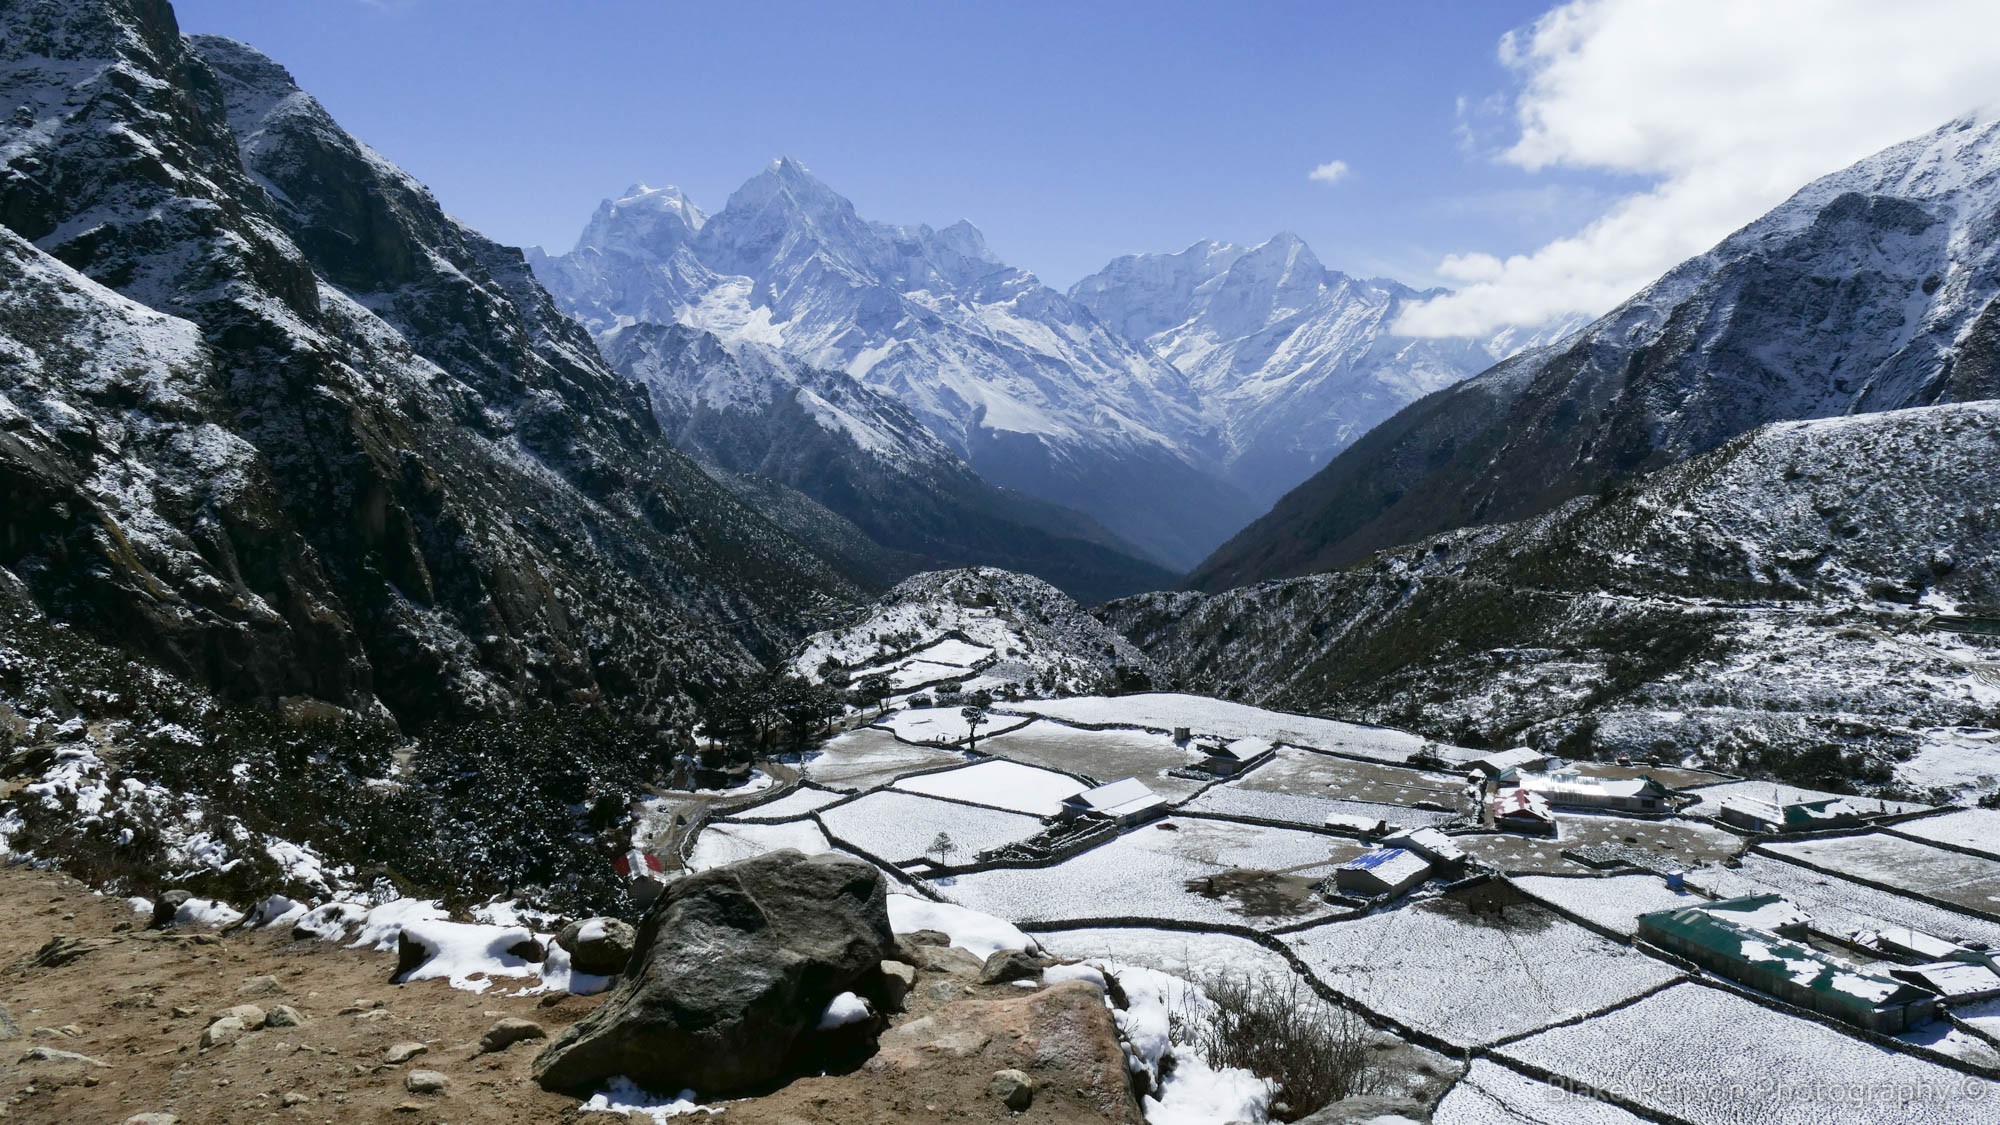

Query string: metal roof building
1197 736 1276 776
1637 898 1940 1033
1061 777 1168 826
1383 826 1468 871
1490 787 1556 835
1468 747 1548 778
1715 795 1874 833
1333 847 1432 898
1516 769 1674 814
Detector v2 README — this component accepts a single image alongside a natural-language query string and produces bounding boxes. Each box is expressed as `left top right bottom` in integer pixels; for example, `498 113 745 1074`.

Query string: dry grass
1174 970 1373 1121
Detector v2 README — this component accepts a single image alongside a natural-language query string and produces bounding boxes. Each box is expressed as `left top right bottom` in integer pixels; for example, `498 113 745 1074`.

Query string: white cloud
1308 160 1350 185
1397 0 2000 337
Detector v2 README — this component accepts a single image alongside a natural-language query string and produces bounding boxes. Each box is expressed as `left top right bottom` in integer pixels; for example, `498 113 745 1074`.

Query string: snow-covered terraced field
817 790 1044 864
970 720 1215 800
1509 873 1708 937
727 786 846 822
996 693 1433 762
1284 896 1682 1048
871 706 1033 746
1892 808 2000 860
891 759 1088 816
1764 833 2000 917
1184 784 1458 830
1456 813 1744 876
1037 926 1296 986
1230 746 1466 805
1432 1059 1649 1125
801 728 970 791
1683 853 2000 949
943 817 1360 931
1497 983 1996 1125
687 820 831 872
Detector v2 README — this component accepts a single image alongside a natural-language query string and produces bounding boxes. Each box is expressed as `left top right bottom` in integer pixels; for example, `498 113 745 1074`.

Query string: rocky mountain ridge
1188 114 2000 592
532 163 1258 571
1070 233 1576 504
0 0 854 729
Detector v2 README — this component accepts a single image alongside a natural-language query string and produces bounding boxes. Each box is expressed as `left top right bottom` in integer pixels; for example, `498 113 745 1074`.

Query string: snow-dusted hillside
1190 114 2000 591
532 162 1259 570
0 1 855 727
791 568 1162 700
1071 234 1573 504
1107 402 2000 793
600 324 1178 602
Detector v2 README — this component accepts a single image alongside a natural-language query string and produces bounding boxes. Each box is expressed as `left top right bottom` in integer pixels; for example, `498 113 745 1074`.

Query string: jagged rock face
0 0 856 726
602 323 1179 603
1070 234 1570 505
1106 401 2000 781
1190 116 2000 592
532 849 896 1096
533 162 1260 571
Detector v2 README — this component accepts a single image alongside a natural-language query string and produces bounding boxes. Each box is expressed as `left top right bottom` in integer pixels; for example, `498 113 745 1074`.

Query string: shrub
1175 971 1373 1121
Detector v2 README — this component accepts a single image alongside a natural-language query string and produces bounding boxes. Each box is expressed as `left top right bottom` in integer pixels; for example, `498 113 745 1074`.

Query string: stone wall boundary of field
913 822 1125 878
1881 816 2000 864
724 781 845 823
806 819 945 903
1474 1041 1703 1125
1749 841 2000 924
863 715 1033 751
1618 961 1999 1082
1022 914 1462 1058
820 628 994 678
986 707 1428 770
1500 873 1683 946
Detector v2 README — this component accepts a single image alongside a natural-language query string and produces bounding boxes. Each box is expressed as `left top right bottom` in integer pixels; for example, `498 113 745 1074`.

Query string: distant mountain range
531 165 1557 578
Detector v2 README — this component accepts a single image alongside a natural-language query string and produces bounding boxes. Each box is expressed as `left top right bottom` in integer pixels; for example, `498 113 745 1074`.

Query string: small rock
880 961 917 1012
478 1018 546 1054
123 1115 178 1125
506 937 547 964
405 1069 448 1095
0 1000 17 1040
554 917 638 976
280 1090 310 1107
239 975 282 996
151 890 191 929
211 1004 266 1029
392 1102 426 1113
902 929 951 947
989 1068 1034 1111
384 1041 429 1064
29 1024 82 1039
200 1016 247 1049
170 1006 198 1019
355 1008 392 1022
265 1005 306 1028
979 949 1043 985
21 1046 107 1068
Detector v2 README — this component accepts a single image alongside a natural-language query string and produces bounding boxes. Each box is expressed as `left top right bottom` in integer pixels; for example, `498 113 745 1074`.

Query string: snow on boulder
533 849 896 1096
393 920 542 993
887 894 1037 961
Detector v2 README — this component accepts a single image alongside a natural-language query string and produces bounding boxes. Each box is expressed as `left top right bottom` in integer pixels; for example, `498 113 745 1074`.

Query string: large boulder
532 849 895 1095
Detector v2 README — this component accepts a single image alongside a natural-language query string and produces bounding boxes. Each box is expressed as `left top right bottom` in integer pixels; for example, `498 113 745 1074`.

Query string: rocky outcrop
532 849 896 1095
870 980 1142 1124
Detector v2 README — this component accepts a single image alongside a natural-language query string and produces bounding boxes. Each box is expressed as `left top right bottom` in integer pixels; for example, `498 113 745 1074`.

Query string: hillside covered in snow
1190 115 2000 592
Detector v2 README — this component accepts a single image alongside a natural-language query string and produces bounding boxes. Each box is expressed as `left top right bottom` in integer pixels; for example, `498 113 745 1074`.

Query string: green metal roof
1638 898 1932 1012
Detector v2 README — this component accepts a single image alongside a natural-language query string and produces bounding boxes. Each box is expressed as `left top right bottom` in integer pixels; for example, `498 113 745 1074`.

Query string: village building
615 849 669 907
1196 736 1276 777
1516 768 1674 814
1714 795 1875 834
1889 961 2000 1005
1467 746 1549 779
1857 925 1966 962
1333 847 1432 898
1382 826 1468 873
1323 812 1389 836
1490 787 1556 835
1060 777 1169 826
1637 898 1939 1033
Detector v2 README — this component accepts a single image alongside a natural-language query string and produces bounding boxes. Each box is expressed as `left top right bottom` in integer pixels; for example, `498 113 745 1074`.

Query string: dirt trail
0 861 1146 1123
0 862 596 1123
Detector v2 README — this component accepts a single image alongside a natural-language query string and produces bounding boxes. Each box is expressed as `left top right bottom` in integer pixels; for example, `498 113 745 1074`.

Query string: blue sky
171 0 1601 290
